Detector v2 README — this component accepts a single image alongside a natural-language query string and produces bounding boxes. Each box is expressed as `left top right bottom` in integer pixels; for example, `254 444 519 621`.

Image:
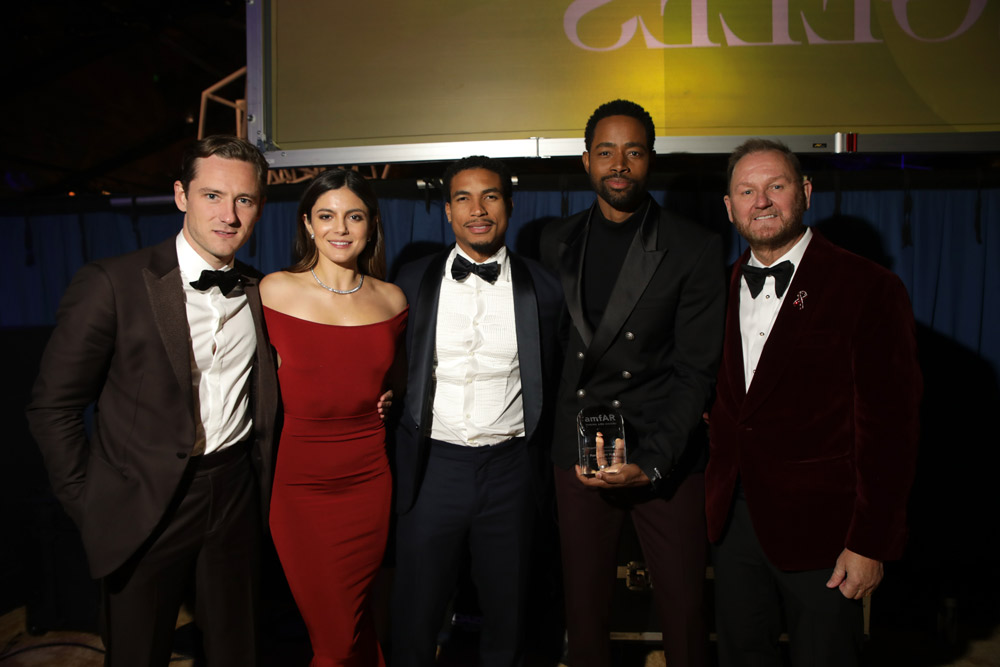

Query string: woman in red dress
261 170 406 666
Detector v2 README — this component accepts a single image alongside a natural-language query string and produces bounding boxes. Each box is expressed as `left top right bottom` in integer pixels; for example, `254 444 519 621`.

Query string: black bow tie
190 268 242 296
742 260 794 299
451 255 500 284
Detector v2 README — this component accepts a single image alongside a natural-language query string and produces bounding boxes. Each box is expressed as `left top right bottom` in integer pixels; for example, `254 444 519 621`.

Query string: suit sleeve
26 262 118 527
845 273 921 560
630 233 726 486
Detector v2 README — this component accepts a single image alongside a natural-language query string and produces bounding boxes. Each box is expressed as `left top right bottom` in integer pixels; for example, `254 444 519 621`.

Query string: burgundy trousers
554 465 707 667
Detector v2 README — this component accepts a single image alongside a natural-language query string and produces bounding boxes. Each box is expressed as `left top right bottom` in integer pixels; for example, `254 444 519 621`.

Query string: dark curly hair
442 155 513 212
584 99 655 153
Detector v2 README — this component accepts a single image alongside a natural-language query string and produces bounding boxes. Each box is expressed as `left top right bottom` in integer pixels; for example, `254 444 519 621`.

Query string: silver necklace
310 268 363 294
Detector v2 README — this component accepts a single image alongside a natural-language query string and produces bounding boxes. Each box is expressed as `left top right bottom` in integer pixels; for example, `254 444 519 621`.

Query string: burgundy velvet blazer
705 231 921 571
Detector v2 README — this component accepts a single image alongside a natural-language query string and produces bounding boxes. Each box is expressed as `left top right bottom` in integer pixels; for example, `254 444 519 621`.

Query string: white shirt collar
748 226 813 270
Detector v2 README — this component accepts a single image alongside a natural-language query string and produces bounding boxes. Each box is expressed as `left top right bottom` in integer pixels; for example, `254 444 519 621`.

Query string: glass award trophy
577 406 626 476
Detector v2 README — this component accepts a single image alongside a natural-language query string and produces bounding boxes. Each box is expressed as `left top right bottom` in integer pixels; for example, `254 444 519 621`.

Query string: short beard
744 187 809 253
467 239 503 260
593 174 647 213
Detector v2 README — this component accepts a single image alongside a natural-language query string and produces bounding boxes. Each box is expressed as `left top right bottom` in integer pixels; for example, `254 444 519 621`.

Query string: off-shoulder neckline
263 305 407 328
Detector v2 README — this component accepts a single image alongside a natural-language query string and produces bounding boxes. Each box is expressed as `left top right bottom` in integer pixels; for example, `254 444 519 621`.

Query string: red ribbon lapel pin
793 290 807 310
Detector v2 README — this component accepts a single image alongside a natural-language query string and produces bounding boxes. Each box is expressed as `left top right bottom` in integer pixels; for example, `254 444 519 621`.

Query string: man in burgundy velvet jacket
705 139 921 667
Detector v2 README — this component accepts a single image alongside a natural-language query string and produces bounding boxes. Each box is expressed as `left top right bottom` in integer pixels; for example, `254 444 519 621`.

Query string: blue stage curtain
4 187 999 385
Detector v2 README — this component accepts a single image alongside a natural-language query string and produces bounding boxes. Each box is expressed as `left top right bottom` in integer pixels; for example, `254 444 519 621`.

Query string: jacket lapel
581 199 666 381
509 253 542 441
143 241 191 396
557 209 592 348
407 249 449 427
240 269 277 431
722 255 749 406
740 235 827 418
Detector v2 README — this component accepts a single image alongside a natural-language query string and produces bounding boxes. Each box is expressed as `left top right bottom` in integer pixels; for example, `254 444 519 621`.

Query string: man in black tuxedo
27 136 277 666
539 100 726 667
391 155 561 667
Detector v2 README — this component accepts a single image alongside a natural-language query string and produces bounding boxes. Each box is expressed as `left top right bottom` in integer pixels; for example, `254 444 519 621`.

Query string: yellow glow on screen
268 0 999 150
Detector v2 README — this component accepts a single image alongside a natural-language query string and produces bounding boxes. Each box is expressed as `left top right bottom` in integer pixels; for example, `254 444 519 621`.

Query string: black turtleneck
581 200 647 329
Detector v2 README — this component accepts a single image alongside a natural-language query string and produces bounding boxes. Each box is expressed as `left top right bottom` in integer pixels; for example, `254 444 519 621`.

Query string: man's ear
723 195 734 223
582 151 590 174
174 181 187 212
445 201 452 223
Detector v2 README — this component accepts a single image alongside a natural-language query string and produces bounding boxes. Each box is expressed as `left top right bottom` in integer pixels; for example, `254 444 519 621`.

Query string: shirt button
576 389 586 399
625 332 635 341
765 295 771 299
611 399 622 408
621 371 632 380
758 332 765 337
577 351 585 360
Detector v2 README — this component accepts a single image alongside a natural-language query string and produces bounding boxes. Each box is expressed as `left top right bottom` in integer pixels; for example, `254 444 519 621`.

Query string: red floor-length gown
265 306 407 667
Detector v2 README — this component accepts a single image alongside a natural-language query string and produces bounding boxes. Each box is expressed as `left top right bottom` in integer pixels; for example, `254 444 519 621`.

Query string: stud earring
310 233 315 239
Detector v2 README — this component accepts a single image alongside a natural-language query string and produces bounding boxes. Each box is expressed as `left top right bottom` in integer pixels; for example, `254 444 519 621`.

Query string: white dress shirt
176 233 256 455
430 246 525 447
740 228 813 391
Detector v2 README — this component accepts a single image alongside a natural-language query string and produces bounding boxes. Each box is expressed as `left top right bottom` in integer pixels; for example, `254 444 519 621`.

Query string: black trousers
712 496 864 667
101 444 260 667
554 465 708 667
392 438 532 667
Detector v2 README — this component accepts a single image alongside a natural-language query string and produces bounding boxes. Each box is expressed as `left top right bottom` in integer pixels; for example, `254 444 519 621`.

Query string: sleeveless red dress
265 306 407 667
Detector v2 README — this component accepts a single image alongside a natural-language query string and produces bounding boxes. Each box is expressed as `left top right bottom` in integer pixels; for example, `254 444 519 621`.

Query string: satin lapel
143 244 191 395
509 254 541 441
722 256 749 405
580 200 665 381
241 272 275 422
240 271 267 363
406 250 449 426
558 208 593 347
740 237 827 418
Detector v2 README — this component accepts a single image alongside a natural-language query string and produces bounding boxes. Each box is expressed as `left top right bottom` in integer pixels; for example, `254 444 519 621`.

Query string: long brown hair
288 170 386 279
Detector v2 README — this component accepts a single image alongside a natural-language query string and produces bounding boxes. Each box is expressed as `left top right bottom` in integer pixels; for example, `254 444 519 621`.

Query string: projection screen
246 0 1000 167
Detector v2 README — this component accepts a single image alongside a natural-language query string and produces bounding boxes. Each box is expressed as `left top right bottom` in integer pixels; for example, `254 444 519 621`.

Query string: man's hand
826 548 883 599
575 463 650 489
377 390 393 421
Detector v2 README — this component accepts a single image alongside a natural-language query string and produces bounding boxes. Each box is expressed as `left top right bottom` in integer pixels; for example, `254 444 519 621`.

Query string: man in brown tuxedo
706 139 921 666
27 136 277 666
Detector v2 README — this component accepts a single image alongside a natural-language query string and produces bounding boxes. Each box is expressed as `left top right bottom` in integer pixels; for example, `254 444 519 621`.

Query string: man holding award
539 99 726 667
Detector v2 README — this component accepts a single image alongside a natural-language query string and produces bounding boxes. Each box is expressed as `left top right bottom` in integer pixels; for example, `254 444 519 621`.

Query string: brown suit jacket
27 237 278 579
706 231 921 570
